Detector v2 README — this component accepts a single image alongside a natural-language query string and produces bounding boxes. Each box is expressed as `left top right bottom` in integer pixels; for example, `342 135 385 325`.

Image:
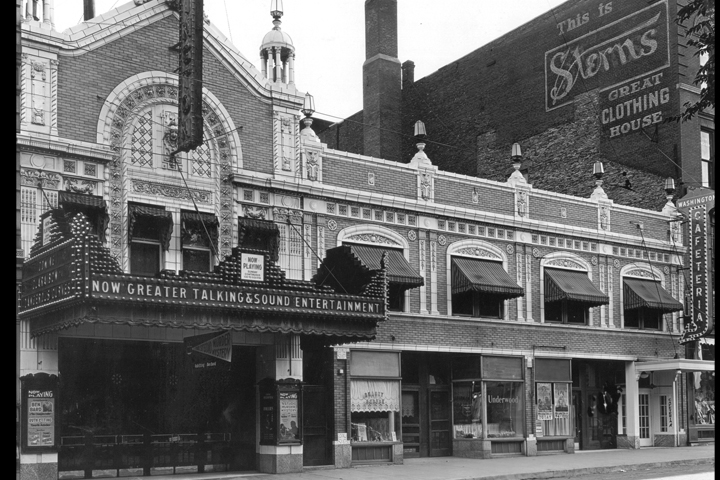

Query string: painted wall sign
241 253 265 281
89 274 383 316
545 0 670 113
677 189 714 343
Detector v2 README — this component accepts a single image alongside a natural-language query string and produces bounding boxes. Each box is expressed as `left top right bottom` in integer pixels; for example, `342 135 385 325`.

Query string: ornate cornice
17 135 114 163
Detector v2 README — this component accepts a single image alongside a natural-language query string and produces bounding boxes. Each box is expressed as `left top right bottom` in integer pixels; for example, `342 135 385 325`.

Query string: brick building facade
318 0 715 212
17 1 712 478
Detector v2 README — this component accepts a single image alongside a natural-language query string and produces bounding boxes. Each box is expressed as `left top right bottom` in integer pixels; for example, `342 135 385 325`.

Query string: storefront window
536 382 573 436
692 371 715 425
485 382 523 437
350 379 400 442
452 381 482 438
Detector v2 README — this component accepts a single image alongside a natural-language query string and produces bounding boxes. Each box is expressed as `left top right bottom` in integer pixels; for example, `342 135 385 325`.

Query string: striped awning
544 268 609 306
451 257 524 298
128 203 174 251
345 244 424 288
623 278 684 313
59 191 107 210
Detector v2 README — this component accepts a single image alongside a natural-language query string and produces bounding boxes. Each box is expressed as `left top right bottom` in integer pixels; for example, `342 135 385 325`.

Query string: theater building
17 1 713 479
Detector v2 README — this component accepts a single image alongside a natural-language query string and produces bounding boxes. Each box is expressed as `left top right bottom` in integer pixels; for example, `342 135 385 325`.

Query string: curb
447 457 715 480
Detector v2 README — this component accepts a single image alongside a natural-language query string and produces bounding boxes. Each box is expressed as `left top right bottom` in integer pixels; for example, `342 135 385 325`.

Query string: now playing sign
184 331 232 371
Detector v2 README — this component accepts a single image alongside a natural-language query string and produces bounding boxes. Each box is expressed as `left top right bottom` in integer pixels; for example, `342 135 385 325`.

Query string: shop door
302 386 331 466
638 391 652 447
572 390 582 450
428 389 451 456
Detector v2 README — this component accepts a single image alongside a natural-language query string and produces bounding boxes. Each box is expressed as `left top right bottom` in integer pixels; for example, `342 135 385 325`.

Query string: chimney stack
83 0 95 21
363 0 401 160
402 60 415 89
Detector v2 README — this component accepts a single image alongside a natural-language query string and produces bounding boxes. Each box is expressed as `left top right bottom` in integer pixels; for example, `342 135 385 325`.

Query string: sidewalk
78 444 713 480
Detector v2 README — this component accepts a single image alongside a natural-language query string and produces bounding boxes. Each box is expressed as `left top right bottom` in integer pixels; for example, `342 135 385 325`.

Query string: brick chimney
363 0 401 160
402 60 415 89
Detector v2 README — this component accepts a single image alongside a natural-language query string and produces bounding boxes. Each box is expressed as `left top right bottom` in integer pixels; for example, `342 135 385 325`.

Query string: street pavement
44 444 711 480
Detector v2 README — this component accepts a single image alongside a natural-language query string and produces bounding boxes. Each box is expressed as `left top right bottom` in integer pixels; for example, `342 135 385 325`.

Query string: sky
50 0 569 122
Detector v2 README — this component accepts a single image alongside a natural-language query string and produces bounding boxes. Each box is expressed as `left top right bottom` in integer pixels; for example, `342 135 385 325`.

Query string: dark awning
345 244 424 288
59 191 107 210
181 211 219 250
624 278 684 313
451 257 524 298
128 203 173 251
544 268 609 306
238 217 280 261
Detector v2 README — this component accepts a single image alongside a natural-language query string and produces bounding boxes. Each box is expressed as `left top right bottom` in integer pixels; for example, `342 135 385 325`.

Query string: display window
350 379 400 442
534 358 573 437
485 382 523 438
452 381 482 438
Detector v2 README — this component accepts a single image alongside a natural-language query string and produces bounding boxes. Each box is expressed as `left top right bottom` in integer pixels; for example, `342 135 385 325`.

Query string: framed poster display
554 383 569 419
20 373 59 454
537 383 553 421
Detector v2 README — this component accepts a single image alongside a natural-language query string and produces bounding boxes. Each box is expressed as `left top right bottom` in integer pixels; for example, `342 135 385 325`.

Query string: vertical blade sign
177 0 204 153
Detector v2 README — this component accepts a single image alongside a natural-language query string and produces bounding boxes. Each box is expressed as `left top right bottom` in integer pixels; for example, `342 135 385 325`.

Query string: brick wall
321 155 417 199
377 316 680 359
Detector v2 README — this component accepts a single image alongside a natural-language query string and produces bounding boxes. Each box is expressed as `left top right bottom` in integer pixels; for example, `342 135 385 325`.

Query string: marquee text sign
21 241 77 313
677 189 714 343
89 274 384 316
545 0 671 138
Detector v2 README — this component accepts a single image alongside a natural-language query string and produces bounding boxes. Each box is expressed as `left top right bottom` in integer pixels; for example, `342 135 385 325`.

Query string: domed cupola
260 0 295 84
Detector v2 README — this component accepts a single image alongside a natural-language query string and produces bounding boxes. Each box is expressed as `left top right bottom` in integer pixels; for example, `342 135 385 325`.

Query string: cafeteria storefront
18 210 388 478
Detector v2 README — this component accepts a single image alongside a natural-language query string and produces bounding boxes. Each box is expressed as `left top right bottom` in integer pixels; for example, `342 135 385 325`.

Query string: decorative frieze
454 247 501 260
131 179 212 203
545 258 585 270
345 233 400 246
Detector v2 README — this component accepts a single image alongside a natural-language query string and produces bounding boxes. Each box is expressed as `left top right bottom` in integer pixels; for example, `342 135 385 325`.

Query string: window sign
241 253 264 281
554 383 570 419
537 383 553 421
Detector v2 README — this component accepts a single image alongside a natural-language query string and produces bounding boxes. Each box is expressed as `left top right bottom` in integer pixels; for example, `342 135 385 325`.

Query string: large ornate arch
97 71 243 267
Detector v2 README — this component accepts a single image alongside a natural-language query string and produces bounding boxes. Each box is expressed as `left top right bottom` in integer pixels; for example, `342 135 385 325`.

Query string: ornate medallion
532 247 541 258
591 256 598 266
327 219 338 231
506 244 514 254
437 235 447 246
407 230 417 241
613 259 621 269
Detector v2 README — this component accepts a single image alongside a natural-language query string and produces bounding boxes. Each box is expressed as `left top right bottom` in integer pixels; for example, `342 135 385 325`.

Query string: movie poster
554 383 569 419
537 383 553 421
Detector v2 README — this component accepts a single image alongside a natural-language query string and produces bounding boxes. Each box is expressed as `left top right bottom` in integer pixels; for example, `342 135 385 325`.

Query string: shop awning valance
351 379 400 412
544 268 609 306
451 257 524 298
59 191 107 210
128 203 173 251
345 244 424 288
181 211 219 249
623 278 684 313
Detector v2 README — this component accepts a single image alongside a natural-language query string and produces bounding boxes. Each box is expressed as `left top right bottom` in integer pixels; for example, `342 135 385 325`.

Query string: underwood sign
545 0 670 112
677 189 714 343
